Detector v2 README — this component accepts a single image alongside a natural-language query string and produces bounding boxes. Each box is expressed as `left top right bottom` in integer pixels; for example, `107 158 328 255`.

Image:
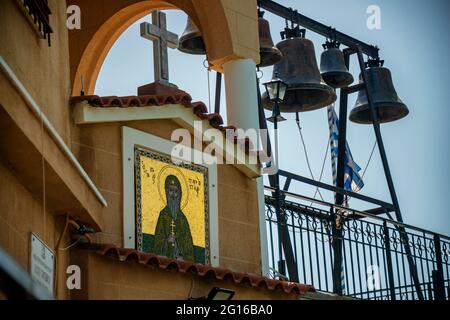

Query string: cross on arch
140 11 179 85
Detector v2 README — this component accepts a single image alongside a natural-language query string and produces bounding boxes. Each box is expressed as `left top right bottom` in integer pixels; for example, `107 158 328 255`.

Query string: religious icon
135 148 209 264
153 175 195 261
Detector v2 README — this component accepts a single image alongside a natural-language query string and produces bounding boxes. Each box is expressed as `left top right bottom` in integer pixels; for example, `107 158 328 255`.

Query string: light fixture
207 287 235 300
263 73 288 103
264 74 287 123
267 104 286 123
188 287 235 300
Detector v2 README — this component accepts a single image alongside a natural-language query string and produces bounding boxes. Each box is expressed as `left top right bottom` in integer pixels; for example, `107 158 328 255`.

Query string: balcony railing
264 188 450 300
18 0 53 46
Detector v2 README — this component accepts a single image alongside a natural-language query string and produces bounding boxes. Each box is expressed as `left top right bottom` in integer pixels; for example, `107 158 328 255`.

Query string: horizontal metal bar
265 186 343 211
278 169 395 210
365 207 394 216
346 207 395 221
345 207 393 221
343 83 365 94
265 195 332 222
258 0 380 58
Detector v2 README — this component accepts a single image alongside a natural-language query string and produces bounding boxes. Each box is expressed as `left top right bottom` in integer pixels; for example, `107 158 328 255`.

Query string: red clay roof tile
71 94 255 156
79 243 315 296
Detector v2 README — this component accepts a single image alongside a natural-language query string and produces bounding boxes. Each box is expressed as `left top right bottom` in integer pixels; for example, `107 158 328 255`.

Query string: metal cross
140 11 179 84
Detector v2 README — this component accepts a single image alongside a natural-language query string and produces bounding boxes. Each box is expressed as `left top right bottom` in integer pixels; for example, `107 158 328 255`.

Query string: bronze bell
350 60 409 124
258 11 282 68
179 17 206 55
320 41 354 88
263 28 336 113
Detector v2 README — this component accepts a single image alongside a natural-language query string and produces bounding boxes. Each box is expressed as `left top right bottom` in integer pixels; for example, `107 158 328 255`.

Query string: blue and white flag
328 105 364 296
328 106 364 194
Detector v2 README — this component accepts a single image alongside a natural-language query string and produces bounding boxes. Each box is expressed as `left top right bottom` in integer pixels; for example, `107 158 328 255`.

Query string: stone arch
69 0 239 96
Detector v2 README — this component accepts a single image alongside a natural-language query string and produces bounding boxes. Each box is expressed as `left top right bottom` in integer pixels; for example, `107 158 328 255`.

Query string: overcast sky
96 0 450 236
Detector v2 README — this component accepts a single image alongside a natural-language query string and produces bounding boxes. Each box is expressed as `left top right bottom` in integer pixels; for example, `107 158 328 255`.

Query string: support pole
214 72 222 114
332 86 348 295
223 59 260 133
271 104 299 283
331 51 353 295
256 79 298 282
355 47 424 300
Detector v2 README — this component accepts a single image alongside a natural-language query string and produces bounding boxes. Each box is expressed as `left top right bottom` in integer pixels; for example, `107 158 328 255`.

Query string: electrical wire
295 115 325 202
54 214 70 297
59 237 83 251
53 215 93 297
296 114 377 208
361 141 378 179
310 138 331 206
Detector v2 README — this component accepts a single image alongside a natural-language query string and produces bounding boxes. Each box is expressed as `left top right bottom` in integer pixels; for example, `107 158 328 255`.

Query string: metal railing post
433 235 446 300
383 221 397 300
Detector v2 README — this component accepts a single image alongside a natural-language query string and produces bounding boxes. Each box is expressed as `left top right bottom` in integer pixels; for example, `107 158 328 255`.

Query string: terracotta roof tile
71 93 193 108
71 94 255 155
79 243 315 296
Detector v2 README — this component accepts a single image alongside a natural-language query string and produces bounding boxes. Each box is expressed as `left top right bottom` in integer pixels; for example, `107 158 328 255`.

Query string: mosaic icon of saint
153 175 195 262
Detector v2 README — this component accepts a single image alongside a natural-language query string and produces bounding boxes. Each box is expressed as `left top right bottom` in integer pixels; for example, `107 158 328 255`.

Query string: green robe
153 207 195 262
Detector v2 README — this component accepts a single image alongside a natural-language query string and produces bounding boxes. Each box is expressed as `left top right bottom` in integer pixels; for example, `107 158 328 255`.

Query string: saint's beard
168 197 180 219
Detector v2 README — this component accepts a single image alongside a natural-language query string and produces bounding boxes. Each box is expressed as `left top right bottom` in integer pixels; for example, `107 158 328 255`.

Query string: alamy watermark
66 5 81 30
65 6 382 33
367 265 381 291
367 5 381 30
66 265 81 290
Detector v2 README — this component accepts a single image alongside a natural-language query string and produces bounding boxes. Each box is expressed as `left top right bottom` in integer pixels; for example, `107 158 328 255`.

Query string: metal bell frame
257 0 423 300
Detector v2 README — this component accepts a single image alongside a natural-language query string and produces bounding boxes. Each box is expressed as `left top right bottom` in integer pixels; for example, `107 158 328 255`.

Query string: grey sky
96 0 450 235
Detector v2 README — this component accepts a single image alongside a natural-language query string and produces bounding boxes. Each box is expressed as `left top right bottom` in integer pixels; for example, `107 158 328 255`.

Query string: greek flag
328 106 364 193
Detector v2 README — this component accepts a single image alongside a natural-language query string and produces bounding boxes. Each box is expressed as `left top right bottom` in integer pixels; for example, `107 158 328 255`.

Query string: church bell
263 28 337 113
350 59 409 124
320 41 354 88
178 17 206 55
258 11 282 68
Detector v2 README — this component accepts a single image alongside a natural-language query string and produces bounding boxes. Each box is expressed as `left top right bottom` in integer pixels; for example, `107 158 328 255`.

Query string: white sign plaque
30 233 55 296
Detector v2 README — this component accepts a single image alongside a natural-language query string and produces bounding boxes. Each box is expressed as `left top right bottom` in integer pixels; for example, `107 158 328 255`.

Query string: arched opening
95 9 224 113
70 0 234 96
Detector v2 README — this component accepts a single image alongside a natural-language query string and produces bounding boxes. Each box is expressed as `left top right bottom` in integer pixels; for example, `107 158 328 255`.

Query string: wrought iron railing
18 0 53 46
265 189 450 300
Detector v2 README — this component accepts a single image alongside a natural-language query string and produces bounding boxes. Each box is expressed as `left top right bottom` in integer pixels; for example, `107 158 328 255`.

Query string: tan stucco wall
0 0 100 299
70 251 297 300
0 72 104 229
217 165 261 274
0 161 71 299
70 119 263 275
0 0 72 143
0 0 262 299
221 0 259 65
